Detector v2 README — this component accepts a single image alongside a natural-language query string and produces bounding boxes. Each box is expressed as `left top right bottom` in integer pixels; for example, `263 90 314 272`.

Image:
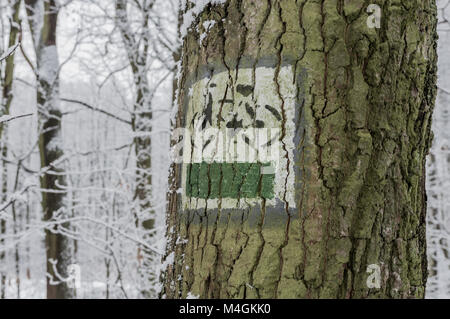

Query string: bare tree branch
61 98 131 125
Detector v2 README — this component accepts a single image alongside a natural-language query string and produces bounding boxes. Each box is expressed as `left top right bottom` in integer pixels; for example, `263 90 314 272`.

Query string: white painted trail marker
180 66 298 210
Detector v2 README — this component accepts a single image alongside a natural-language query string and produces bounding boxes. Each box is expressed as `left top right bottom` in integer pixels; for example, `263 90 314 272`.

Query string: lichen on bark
162 0 438 299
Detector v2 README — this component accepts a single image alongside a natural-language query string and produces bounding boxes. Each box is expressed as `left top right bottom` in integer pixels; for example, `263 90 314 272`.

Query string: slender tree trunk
115 0 154 227
162 0 438 299
0 0 21 139
25 0 74 299
115 0 156 297
0 144 7 298
0 0 21 299
25 174 31 282
132 72 154 231
11 162 22 298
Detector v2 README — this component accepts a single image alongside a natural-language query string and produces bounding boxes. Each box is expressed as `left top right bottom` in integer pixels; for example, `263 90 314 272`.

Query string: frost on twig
0 113 33 124
0 43 20 62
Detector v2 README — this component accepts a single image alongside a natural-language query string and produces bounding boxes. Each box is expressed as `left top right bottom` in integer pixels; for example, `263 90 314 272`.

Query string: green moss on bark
162 0 438 299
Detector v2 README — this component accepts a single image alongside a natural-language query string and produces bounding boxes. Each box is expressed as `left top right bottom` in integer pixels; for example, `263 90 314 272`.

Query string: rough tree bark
162 0 438 299
25 0 74 299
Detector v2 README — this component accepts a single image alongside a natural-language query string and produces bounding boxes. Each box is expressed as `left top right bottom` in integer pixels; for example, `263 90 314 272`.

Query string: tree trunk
115 0 156 297
116 0 154 229
0 0 22 298
162 0 438 299
0 0 21 139
25 0 74 299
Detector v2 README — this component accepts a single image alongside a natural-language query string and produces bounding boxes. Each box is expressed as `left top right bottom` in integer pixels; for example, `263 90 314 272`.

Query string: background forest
0 0 449 299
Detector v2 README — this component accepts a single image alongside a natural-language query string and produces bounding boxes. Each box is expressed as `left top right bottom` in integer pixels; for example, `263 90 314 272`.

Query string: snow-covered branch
0 43 19 62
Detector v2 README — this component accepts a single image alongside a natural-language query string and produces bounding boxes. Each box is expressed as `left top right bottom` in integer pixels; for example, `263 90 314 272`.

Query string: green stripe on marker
186 162 275 199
